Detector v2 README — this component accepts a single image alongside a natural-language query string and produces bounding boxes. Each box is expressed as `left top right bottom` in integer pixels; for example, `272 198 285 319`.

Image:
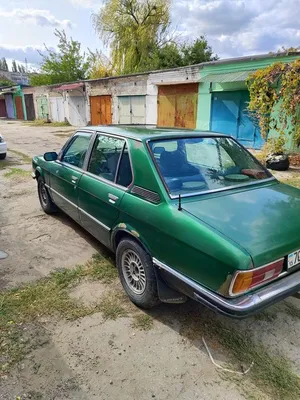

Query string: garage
157 83 198 129
37 96 49 120
90 95 112 125
0 97 7 117
210 90 264 149
118 95 146 124
49 96 65 122
24 94 35 121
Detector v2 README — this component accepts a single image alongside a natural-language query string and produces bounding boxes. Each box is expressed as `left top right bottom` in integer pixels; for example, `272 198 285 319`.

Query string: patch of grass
0 159 16 170
9 149 32 163
177 304 300 400
215 325 300 400
23 120 70 127
132 314 153 331
0 254 118 373
95 291 127 320
4 168 31 179
281 175 300 189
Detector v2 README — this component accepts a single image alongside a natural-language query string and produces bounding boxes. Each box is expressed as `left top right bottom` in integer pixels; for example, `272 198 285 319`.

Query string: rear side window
88 135 124 182
116 144 132 187
62 133 91 168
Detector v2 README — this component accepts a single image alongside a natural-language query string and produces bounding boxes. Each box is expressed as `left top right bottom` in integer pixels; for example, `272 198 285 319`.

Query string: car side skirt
153 258 300 318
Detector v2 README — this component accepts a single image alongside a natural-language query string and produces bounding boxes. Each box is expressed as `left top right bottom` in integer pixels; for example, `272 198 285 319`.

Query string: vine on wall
247 59 300 150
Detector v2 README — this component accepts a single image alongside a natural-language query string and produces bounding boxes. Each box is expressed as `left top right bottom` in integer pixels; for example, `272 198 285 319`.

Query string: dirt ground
1 120 300 400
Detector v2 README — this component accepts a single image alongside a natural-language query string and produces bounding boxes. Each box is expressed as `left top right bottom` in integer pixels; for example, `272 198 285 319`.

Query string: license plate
288 249 300 269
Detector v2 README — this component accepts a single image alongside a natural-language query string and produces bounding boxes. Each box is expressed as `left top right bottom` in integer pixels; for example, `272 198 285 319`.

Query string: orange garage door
90 95 112 125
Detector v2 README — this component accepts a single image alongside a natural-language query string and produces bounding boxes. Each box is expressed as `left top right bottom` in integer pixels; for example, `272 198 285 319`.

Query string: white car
0 134 7 160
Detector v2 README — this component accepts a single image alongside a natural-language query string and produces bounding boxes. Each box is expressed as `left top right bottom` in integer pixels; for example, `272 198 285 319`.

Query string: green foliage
30 29 89 86
88 49 114 79
155 37 218 70
247 59 300 148
93 0 171 74
0 74 14 87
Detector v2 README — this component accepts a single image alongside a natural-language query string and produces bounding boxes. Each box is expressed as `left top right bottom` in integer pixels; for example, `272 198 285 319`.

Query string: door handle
71 175 78 184
108 193 119 204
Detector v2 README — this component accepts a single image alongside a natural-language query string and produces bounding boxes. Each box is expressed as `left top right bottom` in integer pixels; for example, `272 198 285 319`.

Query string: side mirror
44 151 58 161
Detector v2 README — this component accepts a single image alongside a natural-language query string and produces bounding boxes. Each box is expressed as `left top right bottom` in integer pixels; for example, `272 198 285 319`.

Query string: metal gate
90 95 112 125
49 96 65 122
68 96 86 126
118 96 146 124
15 96 24 119
37 96 49 120
210 91 263 149
24 94 35 120
0 98 7 118
157 84 198 129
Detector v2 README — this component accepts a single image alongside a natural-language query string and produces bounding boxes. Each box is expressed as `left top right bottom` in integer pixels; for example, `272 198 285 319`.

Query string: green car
32 127 300 318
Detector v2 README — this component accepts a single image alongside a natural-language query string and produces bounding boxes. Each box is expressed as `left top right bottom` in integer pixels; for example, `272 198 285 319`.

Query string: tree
88 49 114 79
155 37 218 70
12 60 18 72
181 37 218 65
30 29 89 86
93 0 171 74
0 57 8 71
0 75 14 87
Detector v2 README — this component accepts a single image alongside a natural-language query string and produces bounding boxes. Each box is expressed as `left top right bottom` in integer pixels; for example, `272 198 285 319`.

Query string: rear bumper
153 258 300 318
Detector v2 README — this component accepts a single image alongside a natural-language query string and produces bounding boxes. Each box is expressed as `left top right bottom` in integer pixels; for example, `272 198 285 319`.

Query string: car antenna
178 194 182 211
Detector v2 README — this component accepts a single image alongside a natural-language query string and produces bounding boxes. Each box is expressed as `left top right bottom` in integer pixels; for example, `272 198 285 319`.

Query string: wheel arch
111 226 151 255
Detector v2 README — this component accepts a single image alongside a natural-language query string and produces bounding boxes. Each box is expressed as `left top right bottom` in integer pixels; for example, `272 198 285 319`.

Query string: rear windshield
149 137 272 196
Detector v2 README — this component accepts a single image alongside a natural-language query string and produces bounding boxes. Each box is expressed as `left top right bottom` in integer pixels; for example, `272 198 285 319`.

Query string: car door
77 133 133 248
49 131 93 222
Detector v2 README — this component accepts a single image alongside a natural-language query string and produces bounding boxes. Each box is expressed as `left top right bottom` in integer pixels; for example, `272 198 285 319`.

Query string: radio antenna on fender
178 194 182 211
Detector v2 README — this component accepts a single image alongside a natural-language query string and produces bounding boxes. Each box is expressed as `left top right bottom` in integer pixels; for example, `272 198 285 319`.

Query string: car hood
182 182 300 267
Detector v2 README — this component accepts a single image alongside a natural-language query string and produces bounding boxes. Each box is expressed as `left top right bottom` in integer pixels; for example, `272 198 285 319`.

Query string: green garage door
37 96 49 120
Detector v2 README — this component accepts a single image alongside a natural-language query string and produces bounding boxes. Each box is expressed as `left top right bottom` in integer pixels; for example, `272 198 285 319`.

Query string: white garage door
50 96 65 122
118 96 146 124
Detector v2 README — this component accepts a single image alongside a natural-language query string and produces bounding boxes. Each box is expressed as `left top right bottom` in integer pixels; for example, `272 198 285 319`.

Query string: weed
0 159 17 170
23 120 70 127
95 291 127 320
9 149 32 163
4 168 31 179
132 314 153 331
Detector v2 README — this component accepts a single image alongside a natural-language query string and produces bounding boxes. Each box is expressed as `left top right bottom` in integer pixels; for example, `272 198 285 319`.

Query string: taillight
229 258 284 296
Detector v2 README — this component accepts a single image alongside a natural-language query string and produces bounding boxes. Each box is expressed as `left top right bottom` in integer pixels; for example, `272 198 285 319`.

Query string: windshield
149 136 273 196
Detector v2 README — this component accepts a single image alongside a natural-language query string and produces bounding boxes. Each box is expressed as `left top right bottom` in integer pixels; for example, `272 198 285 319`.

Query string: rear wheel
0 153 6 160
37 177 57 214
116 238 160 309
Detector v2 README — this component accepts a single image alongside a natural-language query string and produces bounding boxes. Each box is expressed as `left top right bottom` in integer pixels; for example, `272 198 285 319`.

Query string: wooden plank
15 96 24 120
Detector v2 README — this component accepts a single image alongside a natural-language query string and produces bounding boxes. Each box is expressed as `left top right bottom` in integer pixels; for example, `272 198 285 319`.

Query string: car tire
116 238 160 309
0 153 6 160
37 176 57 214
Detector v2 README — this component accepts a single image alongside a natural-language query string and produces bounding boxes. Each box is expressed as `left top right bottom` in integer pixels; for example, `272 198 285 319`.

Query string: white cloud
172 0 300 58
0 9 72 28
69 0 102 9
0 44 53 66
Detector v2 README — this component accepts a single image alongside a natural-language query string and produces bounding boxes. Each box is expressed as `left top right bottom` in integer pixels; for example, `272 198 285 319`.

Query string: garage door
0 98 7 117
15 96 24 120
118 96 146 124
25 94 35 121
90 95 112 125
210 91 264 149
157 84 198 129
37 96 49 120
50 96 65 122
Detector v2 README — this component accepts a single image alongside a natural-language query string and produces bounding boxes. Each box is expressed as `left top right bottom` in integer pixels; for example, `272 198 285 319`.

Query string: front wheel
116 238 160 309
37 177 57 214
0 153 6 160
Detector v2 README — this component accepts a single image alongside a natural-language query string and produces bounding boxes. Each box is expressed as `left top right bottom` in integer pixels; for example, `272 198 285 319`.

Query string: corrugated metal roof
199 70 257 83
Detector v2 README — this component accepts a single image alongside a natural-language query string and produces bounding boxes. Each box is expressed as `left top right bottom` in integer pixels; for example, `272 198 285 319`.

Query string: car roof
79 125 230 142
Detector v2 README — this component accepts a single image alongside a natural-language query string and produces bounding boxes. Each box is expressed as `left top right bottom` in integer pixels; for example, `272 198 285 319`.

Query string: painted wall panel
5 94 14 119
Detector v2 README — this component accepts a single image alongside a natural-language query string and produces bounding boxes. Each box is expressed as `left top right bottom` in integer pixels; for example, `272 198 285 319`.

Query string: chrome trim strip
153 257 300 318
78 207 110 231
46 185 77 208
46 184 110 231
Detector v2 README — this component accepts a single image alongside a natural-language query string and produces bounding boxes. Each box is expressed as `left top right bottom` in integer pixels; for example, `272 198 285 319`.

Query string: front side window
149 137 272 196
88 135 125 183
62 133 91 168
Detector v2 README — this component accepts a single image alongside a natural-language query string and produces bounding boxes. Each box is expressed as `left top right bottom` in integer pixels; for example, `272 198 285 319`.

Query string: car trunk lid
181 182 300 268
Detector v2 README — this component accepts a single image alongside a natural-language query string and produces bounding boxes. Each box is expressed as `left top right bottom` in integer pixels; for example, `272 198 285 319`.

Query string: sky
0 0 299 70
